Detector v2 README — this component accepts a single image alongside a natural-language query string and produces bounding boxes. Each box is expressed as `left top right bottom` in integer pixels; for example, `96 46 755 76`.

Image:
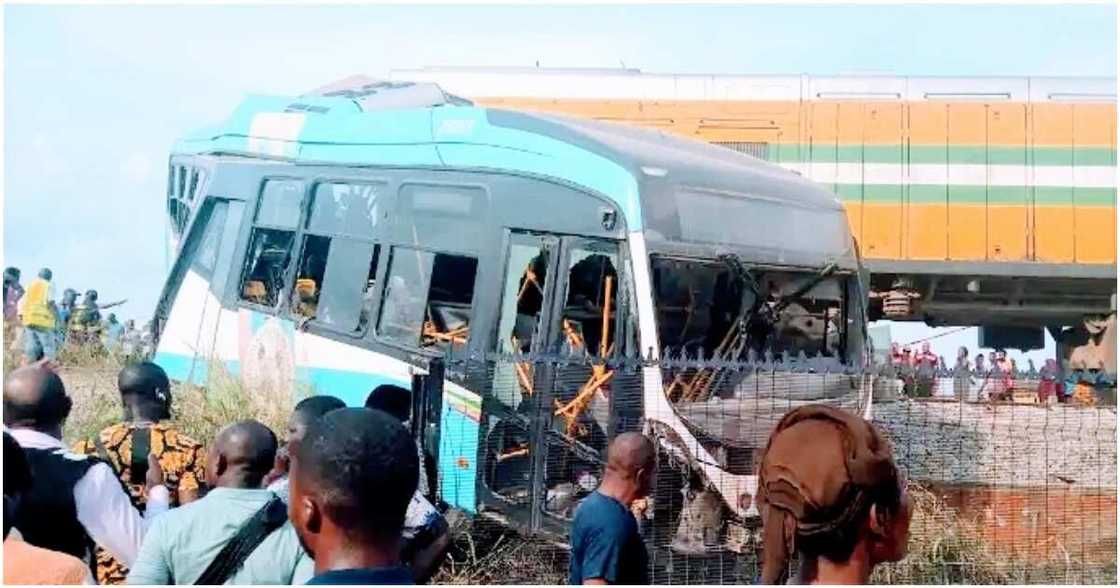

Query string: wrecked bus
152 78 871 555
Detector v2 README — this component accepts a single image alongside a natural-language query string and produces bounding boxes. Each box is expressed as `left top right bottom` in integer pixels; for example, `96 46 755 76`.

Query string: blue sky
4 3 1116 362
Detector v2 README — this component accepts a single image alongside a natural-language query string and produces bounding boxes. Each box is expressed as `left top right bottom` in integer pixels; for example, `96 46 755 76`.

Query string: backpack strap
194 497 288 585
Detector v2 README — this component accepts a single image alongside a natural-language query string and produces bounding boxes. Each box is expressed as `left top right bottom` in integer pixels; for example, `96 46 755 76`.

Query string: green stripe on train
832 185 1117 206
746 144 1115 166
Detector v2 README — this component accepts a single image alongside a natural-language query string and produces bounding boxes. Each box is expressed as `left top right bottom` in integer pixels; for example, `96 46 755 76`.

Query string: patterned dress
74 422 208 585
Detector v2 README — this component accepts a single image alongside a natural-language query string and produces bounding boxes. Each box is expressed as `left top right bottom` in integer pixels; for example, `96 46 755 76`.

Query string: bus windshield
651 255 847 369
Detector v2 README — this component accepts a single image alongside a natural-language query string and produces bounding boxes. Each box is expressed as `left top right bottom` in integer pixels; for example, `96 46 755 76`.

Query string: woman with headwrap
756 405 912 584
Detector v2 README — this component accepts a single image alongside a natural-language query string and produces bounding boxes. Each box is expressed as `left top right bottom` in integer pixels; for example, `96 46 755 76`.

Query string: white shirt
8 428 171 567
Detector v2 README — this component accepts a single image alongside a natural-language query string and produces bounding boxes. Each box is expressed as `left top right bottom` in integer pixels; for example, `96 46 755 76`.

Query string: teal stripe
178 101 643 230
754 144 1114 166
153 350 408 407
836 185 1117 206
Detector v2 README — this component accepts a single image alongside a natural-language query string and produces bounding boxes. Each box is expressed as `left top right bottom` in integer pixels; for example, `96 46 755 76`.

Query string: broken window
289 182 383 332
483 414 533 505
552 241 619 440
559 245 619 357
238 180 304 309
492 235 554 408
378 247 478 350
651 256 848 403
423 254 478 351
240 229 295 307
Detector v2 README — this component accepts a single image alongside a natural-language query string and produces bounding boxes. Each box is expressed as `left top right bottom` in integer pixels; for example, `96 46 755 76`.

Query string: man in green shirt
126 420 313 585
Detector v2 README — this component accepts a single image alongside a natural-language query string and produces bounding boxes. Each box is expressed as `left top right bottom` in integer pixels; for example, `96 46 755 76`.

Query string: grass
1 336 295 448
8 338 1115 584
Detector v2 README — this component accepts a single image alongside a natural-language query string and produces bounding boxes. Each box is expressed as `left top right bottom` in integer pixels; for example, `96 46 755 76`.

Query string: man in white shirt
3 365 170 569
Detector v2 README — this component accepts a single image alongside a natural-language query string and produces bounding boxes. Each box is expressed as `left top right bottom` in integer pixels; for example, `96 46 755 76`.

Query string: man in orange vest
17 268 59 362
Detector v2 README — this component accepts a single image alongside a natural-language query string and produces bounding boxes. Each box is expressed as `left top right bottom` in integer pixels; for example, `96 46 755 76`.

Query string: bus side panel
293 330 414 407
153 270 214 386
439 384 481 514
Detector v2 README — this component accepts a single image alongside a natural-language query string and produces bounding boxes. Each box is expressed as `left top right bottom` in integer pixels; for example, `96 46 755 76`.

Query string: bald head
208 420 278 489
3 367 70 434
605 432 656 483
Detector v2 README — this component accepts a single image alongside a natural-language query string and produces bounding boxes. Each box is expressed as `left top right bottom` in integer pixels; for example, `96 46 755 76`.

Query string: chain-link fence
433 349 1117 585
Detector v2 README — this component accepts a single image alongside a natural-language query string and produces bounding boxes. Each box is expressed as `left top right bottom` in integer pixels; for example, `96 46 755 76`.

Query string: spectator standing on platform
913 342 938 397
953 347 973 401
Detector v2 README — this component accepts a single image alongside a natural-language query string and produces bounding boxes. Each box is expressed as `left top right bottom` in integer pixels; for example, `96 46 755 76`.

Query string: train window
378 247 478 350
307 182 382 238
255 179 304 229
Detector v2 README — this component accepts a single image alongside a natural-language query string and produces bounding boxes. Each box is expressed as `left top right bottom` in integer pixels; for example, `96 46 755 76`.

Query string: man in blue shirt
290 408 418 585
569 432 655 585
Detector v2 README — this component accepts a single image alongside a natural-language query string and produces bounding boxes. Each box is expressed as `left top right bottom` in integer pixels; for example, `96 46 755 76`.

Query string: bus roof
174 79 850 262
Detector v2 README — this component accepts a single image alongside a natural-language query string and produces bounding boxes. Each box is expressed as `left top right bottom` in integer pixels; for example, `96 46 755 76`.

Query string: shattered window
239 228 295 308
552 242 619 441
559 245 619 357
423 254 478 351
651 255 848 403
492 236 553 408
378 248 478 351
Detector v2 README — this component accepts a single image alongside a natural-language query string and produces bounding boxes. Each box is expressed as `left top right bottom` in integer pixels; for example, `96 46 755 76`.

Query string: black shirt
14 446 98 560
306 566 414 585
569 491 649 585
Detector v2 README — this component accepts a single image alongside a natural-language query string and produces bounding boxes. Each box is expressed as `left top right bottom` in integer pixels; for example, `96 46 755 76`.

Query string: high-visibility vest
19 279 55 330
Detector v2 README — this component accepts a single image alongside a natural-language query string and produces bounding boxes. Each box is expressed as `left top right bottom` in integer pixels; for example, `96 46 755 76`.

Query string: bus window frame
288 179 388 339
235 175 309 316
373 243 483 356
393 180 489 257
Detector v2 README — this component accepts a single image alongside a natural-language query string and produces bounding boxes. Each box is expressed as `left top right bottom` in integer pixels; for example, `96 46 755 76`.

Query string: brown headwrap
757 405 900 584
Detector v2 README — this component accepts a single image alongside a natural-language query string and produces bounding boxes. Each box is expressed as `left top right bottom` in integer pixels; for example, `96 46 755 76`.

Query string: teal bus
153 78 870 551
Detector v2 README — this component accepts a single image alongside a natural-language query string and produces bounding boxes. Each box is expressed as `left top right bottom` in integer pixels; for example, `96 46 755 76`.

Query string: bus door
477 231 561 527
535 237 624 534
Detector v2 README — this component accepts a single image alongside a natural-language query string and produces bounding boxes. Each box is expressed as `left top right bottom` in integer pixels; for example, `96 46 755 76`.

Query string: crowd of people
884 341 1074 404
3 352 915 585
4 267 149 364
3 361 455 585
